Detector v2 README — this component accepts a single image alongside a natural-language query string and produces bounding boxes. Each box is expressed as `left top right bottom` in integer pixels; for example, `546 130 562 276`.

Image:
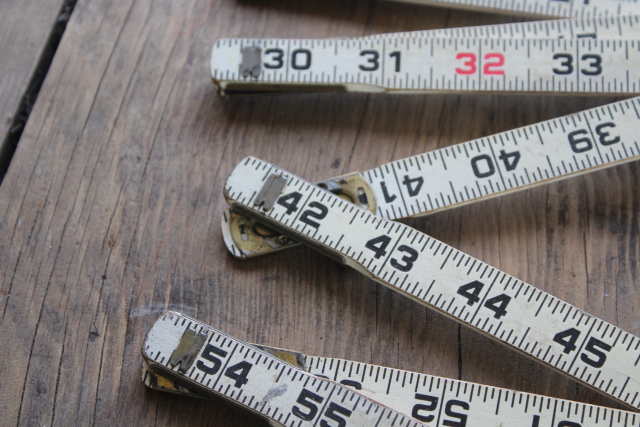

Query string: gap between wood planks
0 0 78 184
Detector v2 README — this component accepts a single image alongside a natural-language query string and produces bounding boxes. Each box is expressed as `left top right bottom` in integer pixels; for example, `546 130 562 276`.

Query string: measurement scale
384 0 640 18
222 95 640 259
221 92 640 410
143 311 640 426
211 15 640 97
143 311 423 427
359 14 640 40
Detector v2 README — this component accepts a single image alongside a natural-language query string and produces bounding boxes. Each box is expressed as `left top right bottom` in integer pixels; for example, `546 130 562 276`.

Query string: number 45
553 328 613 368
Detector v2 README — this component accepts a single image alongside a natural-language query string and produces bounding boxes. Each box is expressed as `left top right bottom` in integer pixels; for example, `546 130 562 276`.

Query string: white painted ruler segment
307 355 640 426
383 0 639 18
221 97 640 225
358 15 640 40
363 96 640 219
224 157 640 410
212 38 640 95
142 338 640 426
142 312 425 427
220 97 640 259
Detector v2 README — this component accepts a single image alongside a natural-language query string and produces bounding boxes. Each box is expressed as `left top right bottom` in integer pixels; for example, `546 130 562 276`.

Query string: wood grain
0 0 637 426
0 0 71 178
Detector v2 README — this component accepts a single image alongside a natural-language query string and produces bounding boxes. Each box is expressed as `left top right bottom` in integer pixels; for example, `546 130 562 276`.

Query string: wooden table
1 1 637 425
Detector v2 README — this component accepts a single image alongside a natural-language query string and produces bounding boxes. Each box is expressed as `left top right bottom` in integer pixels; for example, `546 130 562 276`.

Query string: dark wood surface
0 0 70 177
0 0 638 426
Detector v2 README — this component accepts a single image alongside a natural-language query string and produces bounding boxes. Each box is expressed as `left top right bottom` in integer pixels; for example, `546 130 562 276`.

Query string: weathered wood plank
0 0 72 179
0 0 637 426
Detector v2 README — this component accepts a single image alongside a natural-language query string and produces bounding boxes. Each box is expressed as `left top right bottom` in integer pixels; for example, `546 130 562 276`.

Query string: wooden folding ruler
222 96 640 259
144 4 640 425
384 0 638 18
217 95 640 416
143 311 640 426
210 15 640 97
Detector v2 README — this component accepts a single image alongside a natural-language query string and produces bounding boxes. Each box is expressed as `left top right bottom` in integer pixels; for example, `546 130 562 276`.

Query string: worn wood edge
0 0 77 183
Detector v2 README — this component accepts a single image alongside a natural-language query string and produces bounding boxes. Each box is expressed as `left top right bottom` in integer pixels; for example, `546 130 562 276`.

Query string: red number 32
455 52 505 75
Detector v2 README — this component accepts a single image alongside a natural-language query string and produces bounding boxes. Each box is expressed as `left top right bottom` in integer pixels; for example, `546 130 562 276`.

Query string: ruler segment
221 97 640 259
142 312 424 427
143 340 640 425
211 37 640 96
223 155 640 410
306 356 640 426
359 15 640 39
366 96 640 219
385 0 640 18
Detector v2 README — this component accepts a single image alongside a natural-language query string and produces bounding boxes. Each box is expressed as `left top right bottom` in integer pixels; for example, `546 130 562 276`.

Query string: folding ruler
384 0 639 19
218 95 640 415
145 5 640 426
143 311 640 426
222 95 640 259
210 15 640 97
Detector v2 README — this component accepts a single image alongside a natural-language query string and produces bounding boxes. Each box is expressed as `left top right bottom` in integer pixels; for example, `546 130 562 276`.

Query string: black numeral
380 181 397 203
581 54 602 76
196 344 228 375
277 192 302 215
365 235 392 259
390 51 401 72
224 361 252 388
359 50 380 71
567 122 620 154
291 49 312 70
553 328 613 367
390 245 418 272
595 122 620 146
553 328 581 354
365 236 418 271
443 400 469 427
567 129 593 153
471 151 520 177
292 389 324 421
471 154 495 178
412 394 439 422
300 202 328 228
457 281 484 306
320 402 352 427
402 175 424 197
483 294 511 319
413 396 468 426
581 337 612 368
498 150 520 171
264 48 284 69
552 53 602 76
553 53 574 75
457 281 510 318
